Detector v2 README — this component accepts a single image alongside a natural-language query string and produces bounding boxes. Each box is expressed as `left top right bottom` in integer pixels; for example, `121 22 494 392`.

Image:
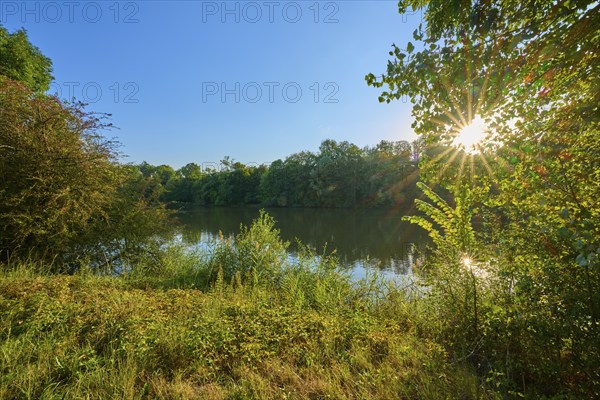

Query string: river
177 207 428 280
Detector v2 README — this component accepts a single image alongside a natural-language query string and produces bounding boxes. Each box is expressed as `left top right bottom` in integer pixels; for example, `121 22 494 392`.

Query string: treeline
136 139 423 208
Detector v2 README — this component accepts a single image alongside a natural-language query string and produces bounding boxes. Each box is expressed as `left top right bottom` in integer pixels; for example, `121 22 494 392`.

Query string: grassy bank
3 211 597 399
0 270 491 399
0 212 493 399
0 214 491 399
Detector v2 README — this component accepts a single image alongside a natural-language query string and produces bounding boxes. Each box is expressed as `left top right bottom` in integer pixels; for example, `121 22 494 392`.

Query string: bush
205 210 288 284
0 77 170 271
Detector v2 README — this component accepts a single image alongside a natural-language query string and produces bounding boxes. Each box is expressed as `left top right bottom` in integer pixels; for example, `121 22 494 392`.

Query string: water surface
177 207 428 279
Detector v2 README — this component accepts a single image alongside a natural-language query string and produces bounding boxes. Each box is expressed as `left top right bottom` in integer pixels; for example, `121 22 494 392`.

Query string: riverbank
0 270 489 399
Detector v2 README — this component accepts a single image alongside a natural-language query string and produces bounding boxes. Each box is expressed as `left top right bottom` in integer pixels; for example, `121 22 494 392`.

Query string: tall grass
0 275 491 399
0 212 495 399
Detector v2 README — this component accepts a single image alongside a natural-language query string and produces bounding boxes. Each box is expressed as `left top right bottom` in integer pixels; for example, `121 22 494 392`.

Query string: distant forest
136 138 424 208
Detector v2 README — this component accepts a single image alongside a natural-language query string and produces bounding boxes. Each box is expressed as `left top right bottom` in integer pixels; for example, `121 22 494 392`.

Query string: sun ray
429 113 463 131
476 64 491 116
470 153 476 182
450 96 469 128
444 110 467 129
437 73 469 127
432 148 462 185
464 39 474 125
418 147 456 181
475 153 498 182
456 152 468 185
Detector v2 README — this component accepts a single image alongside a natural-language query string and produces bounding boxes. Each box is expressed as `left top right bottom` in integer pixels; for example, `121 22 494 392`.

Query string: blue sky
1 1 423 168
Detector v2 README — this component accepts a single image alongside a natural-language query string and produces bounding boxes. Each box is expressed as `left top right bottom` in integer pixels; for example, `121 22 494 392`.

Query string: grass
0 272 493 399
0 258 500 399
0 212 497 399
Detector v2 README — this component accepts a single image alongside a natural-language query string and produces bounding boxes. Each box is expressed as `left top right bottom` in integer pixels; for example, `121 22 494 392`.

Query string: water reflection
177 207 428 276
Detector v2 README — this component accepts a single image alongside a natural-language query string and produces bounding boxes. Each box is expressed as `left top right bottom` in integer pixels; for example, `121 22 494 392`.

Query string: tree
0 25 53 92
259 159 288 206
178 163 202 180
0 77 168 269
152 139 422 209
368 0 599 396
154 165 177 186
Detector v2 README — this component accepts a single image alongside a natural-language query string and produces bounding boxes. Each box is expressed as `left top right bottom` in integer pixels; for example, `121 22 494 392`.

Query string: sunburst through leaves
453 116 489 154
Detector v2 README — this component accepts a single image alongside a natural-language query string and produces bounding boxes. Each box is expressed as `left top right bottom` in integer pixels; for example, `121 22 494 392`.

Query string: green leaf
557 227 571 239
576 253 588 267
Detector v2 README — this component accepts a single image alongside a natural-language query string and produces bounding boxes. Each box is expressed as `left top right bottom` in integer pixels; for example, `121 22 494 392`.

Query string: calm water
177 207 428 279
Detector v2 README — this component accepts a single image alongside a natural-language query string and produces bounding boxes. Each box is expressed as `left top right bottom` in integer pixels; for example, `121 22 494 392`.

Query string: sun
453 116 489 154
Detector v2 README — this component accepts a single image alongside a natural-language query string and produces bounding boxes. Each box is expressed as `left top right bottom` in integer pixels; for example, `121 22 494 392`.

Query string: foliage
404 181 476 254
0 25 53 92
141 138 423 209
0 77 170 270
204 210 289 284
0 252 497 399
403 181 495 381
369 0 600 396
0 28 171 270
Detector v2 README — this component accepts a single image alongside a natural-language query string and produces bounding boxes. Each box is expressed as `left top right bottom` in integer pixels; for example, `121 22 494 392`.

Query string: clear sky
1 0 423 168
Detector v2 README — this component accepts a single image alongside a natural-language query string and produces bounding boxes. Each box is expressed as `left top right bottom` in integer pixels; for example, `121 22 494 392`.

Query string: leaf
557 227 571 239
576 253 588 267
